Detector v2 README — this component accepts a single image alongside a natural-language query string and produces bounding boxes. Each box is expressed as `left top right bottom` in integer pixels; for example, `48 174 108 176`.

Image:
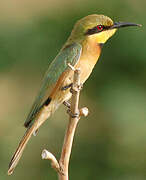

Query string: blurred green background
0 0 146 179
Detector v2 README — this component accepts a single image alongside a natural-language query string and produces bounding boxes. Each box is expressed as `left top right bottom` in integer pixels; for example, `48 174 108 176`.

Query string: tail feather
8 124 36 175
8 100 61 175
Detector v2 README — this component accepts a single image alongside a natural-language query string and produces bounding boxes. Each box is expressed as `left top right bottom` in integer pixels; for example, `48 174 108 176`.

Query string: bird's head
69 14 141 44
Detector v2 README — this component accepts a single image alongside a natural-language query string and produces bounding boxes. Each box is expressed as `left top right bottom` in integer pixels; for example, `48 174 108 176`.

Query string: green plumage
24 42 82 128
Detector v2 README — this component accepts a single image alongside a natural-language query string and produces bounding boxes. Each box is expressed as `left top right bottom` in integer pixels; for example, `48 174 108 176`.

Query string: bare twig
41 149 63 174
42 66 89 180
80 107 89 117
58 67 88 180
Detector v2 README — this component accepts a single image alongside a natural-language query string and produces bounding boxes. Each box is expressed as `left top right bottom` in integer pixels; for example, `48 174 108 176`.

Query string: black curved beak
111 22 142 29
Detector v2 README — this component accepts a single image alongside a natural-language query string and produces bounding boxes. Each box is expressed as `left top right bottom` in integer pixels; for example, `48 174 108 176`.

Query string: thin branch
41 149 62 174
41 66 89 180
58 67 88 180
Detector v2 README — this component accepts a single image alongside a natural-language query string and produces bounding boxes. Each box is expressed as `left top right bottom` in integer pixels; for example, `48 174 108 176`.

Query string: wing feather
24 43 82 128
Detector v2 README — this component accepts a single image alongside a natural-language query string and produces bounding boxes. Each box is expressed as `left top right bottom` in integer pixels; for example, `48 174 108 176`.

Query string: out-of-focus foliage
0 0 146 179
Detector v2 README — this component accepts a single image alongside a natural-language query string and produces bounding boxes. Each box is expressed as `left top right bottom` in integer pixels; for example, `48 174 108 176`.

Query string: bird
8 14 141 175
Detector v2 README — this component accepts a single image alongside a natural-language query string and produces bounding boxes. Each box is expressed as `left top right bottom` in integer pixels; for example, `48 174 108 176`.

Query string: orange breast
50 38 102 102
75 38 102 83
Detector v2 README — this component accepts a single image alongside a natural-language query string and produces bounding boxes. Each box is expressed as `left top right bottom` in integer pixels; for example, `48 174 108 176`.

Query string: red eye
97 25 103 31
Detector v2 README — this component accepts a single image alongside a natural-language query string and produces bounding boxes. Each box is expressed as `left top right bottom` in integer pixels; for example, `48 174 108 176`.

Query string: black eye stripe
85 26 98 35
85 25 111 35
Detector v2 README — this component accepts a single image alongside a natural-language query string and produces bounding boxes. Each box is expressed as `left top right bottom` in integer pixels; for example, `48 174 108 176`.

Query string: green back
24 42 82 128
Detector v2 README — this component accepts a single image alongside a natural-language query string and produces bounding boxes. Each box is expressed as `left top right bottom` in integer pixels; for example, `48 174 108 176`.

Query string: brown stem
42 67 89 180
58 68 81 180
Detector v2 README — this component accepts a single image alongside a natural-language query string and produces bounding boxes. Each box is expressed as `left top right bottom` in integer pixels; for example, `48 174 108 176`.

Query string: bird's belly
75 57 98 84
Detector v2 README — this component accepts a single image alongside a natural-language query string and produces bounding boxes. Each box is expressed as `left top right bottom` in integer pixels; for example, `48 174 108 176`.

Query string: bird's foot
63 101 71 108
67 109 79 118
70 83 83 93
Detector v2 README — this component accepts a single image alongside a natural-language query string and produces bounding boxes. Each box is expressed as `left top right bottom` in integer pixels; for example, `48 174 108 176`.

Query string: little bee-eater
8 14 141 175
